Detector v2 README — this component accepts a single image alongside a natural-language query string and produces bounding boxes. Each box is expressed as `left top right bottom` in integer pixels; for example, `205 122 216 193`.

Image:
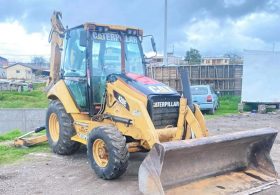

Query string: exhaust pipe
179 66 194 111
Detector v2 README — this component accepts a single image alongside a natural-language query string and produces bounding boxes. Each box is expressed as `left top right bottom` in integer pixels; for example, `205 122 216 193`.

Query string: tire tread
87 126 129 180
46 100 80 155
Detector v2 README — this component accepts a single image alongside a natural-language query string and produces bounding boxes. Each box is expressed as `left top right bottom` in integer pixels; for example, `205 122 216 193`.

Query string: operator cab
60 23 150 114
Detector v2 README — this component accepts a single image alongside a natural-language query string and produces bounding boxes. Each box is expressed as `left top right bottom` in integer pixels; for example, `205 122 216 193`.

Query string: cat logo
113 90 130 111
148 86 174 93
153 101 180 108
118 95 127 108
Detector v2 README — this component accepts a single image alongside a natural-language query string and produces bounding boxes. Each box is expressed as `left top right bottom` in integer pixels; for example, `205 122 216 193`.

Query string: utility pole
164 0 168 66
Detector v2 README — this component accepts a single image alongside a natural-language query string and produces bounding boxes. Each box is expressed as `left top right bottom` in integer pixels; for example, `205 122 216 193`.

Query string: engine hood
116 72 180 96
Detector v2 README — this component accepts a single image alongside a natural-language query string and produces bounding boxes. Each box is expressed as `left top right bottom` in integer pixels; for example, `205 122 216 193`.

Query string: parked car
190 85 219 114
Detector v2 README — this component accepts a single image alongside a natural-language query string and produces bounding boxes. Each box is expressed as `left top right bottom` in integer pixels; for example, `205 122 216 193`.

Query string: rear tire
46 100 80 155
216 100 220 110
87 126 129 180
208 107 215 115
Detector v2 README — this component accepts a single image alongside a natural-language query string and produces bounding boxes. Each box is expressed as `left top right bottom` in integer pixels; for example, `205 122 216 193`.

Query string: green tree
223 52 243 64
31 56 46 67
184 48 201 65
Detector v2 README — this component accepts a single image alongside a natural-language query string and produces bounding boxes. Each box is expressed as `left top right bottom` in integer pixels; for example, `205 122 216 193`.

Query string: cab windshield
91 32 144 103
91 32 144 76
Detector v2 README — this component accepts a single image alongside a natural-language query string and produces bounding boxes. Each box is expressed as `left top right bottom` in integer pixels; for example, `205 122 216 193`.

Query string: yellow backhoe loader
46 11 278 194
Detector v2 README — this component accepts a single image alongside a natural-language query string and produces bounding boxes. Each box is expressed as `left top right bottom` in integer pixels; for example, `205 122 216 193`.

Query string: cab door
61 28 89 112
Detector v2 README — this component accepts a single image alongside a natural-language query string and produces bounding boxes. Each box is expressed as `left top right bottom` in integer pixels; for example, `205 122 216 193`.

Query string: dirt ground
1 112 280 195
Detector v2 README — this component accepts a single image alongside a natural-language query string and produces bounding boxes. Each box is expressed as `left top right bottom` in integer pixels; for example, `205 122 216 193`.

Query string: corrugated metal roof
5 63 49 71
0 56 8 61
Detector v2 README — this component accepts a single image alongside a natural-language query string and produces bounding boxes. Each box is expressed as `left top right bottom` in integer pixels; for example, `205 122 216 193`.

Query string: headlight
96 26 104 32
127 29 141 36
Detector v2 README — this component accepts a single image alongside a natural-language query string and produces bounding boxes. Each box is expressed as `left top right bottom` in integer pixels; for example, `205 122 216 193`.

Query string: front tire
87 126 129 180
46 100 80 155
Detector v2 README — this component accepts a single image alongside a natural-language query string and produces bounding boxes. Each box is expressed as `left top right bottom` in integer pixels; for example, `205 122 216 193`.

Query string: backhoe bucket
139 128 278 194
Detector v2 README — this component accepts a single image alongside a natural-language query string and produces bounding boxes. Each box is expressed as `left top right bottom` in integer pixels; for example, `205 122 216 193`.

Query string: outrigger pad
139 128 278 195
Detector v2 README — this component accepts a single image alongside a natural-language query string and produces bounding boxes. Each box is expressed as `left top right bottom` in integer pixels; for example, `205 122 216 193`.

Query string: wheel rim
93 139 109 168
49 113 60 142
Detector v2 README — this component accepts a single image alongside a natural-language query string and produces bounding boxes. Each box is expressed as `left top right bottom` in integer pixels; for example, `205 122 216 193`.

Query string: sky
0 0 279 62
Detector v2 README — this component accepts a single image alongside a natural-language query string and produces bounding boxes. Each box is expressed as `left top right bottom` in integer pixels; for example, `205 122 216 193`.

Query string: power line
0 53 49 57
164 0 168 66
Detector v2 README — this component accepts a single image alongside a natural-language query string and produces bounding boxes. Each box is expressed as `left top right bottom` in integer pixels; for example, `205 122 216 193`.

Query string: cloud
224 0 246 7
0 21 49 62
236 12 280 42
0 0 280 60
174 11 279 56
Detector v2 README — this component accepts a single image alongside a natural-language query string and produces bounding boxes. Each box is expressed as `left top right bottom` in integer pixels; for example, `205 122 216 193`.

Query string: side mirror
79 31 87 47
151 37 157 53
143 35 157 58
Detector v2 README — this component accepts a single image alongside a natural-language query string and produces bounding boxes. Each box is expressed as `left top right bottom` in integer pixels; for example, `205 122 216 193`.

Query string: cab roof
69 22 143 36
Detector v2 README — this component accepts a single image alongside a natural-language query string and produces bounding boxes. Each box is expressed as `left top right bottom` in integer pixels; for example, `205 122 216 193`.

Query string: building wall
149 55 183 66
242 50 280 103
201 58 230 65
146 64 243 96
6 64 32 80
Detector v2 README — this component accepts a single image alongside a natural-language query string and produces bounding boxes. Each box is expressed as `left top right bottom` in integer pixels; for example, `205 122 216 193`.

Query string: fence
0 80 31 91
146 64 243 95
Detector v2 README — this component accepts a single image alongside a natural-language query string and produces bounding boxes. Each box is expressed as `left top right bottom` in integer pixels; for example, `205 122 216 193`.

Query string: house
5 63 33 80
149 53 183 66
0 56 8 68
22 63 50 76
4 63 50 81
201 57 230 65
0 67 6 78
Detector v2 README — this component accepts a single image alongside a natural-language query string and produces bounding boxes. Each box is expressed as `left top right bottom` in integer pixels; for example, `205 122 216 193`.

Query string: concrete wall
0 108 46 133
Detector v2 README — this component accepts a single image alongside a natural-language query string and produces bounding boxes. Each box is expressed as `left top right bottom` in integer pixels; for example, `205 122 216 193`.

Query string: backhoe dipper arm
47 11 65 89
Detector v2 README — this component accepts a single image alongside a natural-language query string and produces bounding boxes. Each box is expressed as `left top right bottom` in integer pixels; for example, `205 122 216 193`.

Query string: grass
0 130 49 164
0 83 48 108
216 96 240 115
0 83 50 164
0 143 49 164
205 96 240 119
0 129 23 142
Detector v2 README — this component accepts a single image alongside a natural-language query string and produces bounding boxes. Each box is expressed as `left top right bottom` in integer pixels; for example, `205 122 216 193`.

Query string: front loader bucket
139 128 278 195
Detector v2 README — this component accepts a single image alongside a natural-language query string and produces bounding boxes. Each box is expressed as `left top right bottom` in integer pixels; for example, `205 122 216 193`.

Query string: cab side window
63 28 86 77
